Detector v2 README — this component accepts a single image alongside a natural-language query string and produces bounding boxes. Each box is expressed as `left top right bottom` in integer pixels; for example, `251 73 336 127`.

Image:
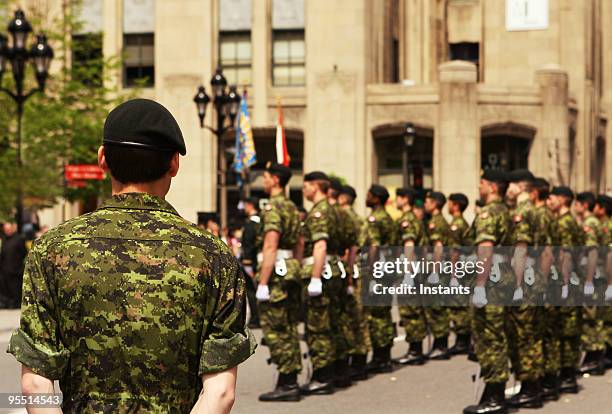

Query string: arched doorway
481 123 535 171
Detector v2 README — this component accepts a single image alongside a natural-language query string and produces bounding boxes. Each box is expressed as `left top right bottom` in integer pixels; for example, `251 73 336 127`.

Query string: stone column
535 64 569 186
251 0 269 125
102 0 123 91
437 61 479 219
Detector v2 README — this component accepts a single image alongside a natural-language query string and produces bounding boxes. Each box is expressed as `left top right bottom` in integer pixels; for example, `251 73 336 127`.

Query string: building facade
36 0 612 224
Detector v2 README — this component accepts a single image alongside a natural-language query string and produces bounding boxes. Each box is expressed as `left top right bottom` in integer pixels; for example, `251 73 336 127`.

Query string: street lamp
194 67 242 228
0 9 54 231
402 122 416 188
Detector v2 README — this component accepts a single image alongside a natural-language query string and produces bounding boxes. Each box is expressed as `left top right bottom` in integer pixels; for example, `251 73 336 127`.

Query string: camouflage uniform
425 212 451 340
471 199 512 384
256 193 303 375
301 199 347 371
364 206 396 349
8 193 256 413
506 198 544 382
448 214 473 337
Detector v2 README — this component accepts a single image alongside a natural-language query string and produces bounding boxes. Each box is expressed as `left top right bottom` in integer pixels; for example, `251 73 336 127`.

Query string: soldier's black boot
541 374 560 401
579 350 605 376
333 358 352 388
393 342 426 365
463 382 507 414
259 372 301 402
449 334 470 355
300 365 335 395
507 379 543 409
368 346 393 373
559 368 579 394
349 354 368 381
428 336 451 360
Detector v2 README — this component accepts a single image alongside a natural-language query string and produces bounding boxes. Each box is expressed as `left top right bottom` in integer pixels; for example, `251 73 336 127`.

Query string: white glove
256 284 270 302
561 284 569 300
308 278 323 297
584 281 595 296
472 286 488 308
512 286 524 302
449 277 460 288
427 271 440 284
605 285 612 302
347 285 355 296
403 272 414 287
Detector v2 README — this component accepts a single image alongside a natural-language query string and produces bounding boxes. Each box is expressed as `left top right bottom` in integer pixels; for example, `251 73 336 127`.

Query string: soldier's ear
168 152 180 178
98 146 109 172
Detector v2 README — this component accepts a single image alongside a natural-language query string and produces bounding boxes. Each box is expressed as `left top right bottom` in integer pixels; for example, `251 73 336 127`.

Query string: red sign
65 165 106 181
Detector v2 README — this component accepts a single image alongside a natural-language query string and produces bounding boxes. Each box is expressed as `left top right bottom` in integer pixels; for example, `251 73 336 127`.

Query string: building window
123 33 155 88
449 42 479 78
272 30 305 86
219 32 252 86
72 33 103 86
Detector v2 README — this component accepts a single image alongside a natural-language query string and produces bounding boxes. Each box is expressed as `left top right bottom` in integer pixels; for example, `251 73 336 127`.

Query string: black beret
265 162 291 182
396 187 416 198
534 177 549 189
339 185 357 199
508 169 535 183
368 184 389 202
481 169 508 183
304 171 329 182
449 193 468 206
551 186 574 199
104 99 186 155
576 191 595 204
241 197 258 207
595 195 609 207
329 177 343 192
426 191 446 206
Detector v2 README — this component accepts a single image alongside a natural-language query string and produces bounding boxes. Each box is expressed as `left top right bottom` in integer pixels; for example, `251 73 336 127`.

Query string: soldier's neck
270 187 284 197
535 200 546 208
559 206 570 216
111 180 169 198
452 211 462 218
517 192 530 204
402 205 412 213
312 192 327 205
486 194 501 204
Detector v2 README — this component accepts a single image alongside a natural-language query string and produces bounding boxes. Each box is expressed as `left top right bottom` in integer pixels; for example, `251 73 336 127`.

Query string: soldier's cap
414 198 424 208
304 171 329 182
551 186 574 199
534 177 549 189
576 191 595 203
481 169 508 183
241 196 258 207
595 195 610 208
339 185 357 199
103 99 186 155
426 191 446 206
396 187 416 198
368 184 389 202
329 177 343 192
508 169 535 183
265 162 291 181
449 193 468 206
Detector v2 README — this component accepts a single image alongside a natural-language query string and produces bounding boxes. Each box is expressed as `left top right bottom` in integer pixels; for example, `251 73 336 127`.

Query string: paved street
1 309 612 414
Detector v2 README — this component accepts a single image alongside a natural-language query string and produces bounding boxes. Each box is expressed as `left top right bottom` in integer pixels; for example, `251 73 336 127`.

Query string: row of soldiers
250 162 612 413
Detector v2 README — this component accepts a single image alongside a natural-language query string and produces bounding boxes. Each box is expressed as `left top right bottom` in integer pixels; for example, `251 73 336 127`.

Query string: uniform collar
98 193 180 216
312 198 327 209
270 192 286 201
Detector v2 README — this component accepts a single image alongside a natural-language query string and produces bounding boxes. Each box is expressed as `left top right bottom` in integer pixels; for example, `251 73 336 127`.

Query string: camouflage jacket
256 193 300 250
533 204 554 247
473 198 511 246
8 193 256 413
553 210 581 248
344 206 365 247
427 211 451 246
606 217 612 247
582 214 605 247
448 215 472 247
303 198 339 256
508 197 537 245
333 202 358 254
397 209 427 246
363 206 395 247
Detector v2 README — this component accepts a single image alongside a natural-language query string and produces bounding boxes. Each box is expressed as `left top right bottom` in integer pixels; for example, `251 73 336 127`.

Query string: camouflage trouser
559 306 582 369
581 305 607 352
399 305 427 343
449 306 471 336
472 305 509 383
542 306 562 376
425 306 450 339
367 306 394 348
346 277 371 355
507 305 544 381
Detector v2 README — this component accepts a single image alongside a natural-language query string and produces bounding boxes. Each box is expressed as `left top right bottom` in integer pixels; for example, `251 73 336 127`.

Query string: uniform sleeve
428 217 448 245
262 205 282 234
510 209 534 245
400 220 418 243
199 249 257 375
366 219 382 246
556 218 574 248
7 244 70 379
307 209 330 243
474 211 498 245
582 220 599 248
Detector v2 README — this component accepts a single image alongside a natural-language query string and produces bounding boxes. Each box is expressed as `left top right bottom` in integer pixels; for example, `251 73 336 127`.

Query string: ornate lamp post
194 67 241 228
0 10 54 230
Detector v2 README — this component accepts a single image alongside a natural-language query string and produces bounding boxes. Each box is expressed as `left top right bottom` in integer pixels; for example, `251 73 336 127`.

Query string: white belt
302 255 336 266
257 249 293 263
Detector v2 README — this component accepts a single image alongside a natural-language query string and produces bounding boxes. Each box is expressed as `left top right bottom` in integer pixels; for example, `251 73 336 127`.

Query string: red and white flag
276 98 290 166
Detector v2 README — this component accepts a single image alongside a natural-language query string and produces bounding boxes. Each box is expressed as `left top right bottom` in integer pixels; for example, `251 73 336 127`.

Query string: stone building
35 0 612 224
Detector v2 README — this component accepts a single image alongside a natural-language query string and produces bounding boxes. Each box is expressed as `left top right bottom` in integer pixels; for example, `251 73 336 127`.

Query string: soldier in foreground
8 99 256 413
255 163 303 402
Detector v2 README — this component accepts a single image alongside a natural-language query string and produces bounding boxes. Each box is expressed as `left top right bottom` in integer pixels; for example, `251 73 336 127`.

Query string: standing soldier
574 192 607 375
549 186 582 394
300 171 347 395
240 197 261 328
463 170 511 414
394 187 428 365
256 163 303 402
338 185 372 380
363 185 396 373
447 192 473 355
8 99 256 412
423 191 452 359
